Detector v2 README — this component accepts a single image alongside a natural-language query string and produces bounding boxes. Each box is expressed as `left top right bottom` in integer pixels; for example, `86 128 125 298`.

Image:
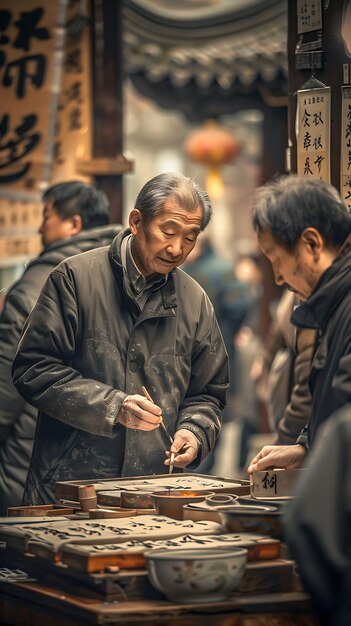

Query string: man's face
39 201 79 248
130 198 203 277
258 228 322 300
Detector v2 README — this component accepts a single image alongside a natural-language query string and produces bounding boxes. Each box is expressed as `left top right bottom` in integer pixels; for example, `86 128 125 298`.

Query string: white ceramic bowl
146 546 248 603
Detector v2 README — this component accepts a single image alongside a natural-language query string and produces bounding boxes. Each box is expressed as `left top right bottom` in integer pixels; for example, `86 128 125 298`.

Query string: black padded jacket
0 224 121 513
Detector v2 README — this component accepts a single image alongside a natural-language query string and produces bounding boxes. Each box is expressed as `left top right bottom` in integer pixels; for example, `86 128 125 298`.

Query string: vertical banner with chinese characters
341 87 351 212
50 1 92 183
297 87 331 182
0 0 67 194
0 1 68 261
297 0 322 34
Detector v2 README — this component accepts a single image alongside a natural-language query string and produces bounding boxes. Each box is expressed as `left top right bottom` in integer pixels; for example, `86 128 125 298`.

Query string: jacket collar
109 227 178 310
292 233 351 330
27 224 122 270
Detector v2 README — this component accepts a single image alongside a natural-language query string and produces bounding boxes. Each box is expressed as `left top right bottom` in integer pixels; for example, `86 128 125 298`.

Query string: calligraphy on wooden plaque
297 87 331 183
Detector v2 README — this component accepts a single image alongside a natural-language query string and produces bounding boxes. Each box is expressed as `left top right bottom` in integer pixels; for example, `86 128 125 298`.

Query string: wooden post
259 104 288 337
86 0 133 224
257 103 288 433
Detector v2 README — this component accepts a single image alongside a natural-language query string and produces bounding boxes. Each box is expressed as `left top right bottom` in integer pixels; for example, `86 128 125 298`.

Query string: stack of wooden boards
0 512 298 599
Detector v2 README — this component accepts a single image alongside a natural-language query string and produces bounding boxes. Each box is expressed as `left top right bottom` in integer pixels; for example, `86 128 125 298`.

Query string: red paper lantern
184 120 241 198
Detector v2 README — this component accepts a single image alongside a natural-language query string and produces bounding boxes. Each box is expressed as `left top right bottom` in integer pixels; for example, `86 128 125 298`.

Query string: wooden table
0 508 318 626
0 578 318 626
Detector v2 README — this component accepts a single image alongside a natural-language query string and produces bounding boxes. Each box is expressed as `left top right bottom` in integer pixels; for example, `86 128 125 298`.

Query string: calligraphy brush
141 386 175 474
141 386 174 445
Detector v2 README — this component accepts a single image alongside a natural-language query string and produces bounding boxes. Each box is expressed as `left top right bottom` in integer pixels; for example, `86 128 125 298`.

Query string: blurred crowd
182 232 295 478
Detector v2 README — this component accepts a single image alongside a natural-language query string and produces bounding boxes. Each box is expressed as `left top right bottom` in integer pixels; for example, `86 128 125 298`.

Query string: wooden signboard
0 0 66 193
50 0 92 183
0 0 67 258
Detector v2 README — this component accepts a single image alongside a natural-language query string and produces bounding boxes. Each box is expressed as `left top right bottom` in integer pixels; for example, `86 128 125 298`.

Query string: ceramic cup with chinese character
250 468 306 498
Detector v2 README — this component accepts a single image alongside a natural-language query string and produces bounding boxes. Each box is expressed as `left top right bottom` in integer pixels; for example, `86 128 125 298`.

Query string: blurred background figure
284 403 351 626
244 288 315 472
182 232 253 473
231 251 264 474
262 290 315 444
0 181 121 515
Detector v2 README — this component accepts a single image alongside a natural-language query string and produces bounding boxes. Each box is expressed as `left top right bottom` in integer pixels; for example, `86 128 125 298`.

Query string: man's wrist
114 394 129 425
177 426 203 467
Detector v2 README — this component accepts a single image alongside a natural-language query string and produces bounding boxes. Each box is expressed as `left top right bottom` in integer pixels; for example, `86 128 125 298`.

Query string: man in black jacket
247 175 351 474
284 403 351 626
12 173 228 505
0 181 120 514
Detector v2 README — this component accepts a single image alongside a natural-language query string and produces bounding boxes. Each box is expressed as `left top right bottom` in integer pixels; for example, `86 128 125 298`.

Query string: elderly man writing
12 172 228 505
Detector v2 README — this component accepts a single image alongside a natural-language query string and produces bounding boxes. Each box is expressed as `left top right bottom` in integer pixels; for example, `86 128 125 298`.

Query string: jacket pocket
43 429 80 483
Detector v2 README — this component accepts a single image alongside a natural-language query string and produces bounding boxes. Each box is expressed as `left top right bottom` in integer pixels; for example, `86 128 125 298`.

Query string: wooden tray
0 544 299 599
0 515 222 562
88 507 157 519
0 516 75 525
60 532 281 573
7 505 75 517
56 473 250 503
0 572 313 623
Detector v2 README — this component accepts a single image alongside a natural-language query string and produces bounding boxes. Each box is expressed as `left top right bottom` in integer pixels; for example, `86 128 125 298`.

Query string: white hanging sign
341 87 351 212
297 0 322 34
297 87 331 183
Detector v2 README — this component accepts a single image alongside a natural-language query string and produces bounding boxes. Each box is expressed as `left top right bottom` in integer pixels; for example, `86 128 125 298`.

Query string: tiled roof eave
123 1 288 89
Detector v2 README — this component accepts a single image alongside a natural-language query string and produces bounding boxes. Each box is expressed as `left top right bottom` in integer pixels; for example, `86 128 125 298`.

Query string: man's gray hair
134 172 212 230
253 175 351 252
